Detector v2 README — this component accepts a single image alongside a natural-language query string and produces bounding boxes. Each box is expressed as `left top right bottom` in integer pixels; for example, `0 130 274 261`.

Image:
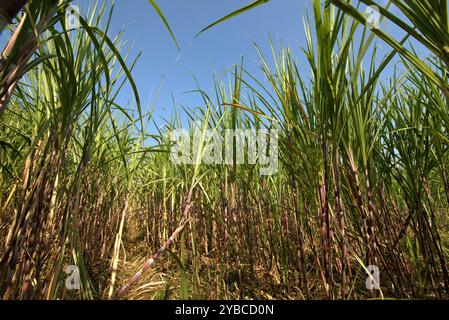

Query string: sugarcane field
1 0 449 304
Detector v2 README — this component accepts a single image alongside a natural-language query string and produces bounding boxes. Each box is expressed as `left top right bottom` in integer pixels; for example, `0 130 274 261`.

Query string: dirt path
116 212 167 300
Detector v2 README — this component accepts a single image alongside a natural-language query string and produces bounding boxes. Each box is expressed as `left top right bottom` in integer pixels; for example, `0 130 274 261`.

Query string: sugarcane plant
1 0 449 300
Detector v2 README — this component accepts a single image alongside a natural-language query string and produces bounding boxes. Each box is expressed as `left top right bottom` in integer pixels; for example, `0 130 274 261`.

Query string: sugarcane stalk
0 0 29 35
116 190 193 298
104 195 129 299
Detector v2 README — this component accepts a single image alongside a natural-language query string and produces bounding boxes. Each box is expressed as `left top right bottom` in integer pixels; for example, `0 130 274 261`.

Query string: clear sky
46 1 430 127
0 0 422 127
74 0 315 125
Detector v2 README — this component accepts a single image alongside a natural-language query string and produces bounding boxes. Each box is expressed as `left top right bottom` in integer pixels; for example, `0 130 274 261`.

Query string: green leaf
196 0 271 37
148 0 180 51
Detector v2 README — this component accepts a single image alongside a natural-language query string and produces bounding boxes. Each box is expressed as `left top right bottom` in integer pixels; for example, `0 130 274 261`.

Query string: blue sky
74 0 315 124
2 1 426 127
73 0 416 126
